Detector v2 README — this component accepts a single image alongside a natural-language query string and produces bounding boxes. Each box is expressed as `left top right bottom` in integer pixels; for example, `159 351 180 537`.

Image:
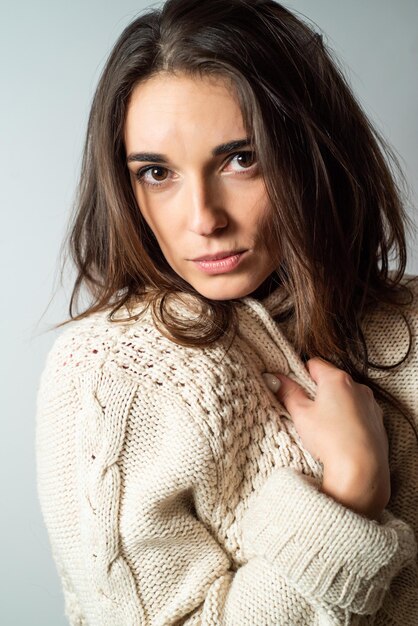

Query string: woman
35 0 418 624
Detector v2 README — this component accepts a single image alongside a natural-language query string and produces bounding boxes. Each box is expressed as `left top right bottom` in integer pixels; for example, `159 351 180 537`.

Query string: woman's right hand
263 357 391 520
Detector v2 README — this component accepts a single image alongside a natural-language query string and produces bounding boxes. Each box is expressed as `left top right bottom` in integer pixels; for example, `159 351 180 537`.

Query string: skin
124 72 278 301
273 358 390 521
124 72 390 521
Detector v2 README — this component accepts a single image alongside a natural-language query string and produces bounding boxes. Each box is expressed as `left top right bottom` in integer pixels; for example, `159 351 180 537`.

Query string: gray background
1 1 417 624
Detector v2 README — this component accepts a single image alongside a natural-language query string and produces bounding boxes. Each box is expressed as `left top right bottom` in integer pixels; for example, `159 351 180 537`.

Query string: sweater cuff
240 467 417 614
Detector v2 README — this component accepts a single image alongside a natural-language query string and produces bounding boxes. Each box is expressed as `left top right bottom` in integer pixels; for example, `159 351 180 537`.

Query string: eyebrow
126 137 252 164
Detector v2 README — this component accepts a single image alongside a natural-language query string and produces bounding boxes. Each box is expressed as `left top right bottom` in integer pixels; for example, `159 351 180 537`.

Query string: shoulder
36 300 248 462
403 273 418 312
38 305 146 385
38 299 240 396
361 273 418 410
40 303 186 383
362 273 418 360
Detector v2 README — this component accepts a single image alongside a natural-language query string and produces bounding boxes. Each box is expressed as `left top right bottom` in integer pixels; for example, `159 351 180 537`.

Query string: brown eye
236 151 255 168
149 166 168 181
139 166 168 181
135 165 171 188
226 150 258 174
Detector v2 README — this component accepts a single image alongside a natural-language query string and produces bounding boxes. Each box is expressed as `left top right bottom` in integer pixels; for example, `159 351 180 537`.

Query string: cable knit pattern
35 275 418 625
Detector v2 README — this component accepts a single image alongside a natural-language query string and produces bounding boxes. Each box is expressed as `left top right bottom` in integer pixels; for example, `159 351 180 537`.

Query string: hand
264 357 391 520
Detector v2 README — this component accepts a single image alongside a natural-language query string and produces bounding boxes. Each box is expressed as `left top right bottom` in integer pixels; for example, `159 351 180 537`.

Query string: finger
263 372 310 415
306 357 353 385
358 383 375 400
305 357 337 376
375 402 385 423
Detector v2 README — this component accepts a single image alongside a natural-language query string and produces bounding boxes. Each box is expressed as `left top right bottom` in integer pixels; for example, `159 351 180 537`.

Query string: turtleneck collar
242 272 291 317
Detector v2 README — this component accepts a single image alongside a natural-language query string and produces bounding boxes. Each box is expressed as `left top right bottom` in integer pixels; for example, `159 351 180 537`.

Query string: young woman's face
124 72 278 300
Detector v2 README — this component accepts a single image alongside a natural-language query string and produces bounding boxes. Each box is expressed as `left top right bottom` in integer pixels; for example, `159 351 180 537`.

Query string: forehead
124 72 247 147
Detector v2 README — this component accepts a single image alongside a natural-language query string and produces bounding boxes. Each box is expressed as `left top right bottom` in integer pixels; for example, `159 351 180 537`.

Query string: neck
247 272 281 300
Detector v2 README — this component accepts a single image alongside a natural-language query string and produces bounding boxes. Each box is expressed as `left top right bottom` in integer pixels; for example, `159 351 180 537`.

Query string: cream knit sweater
36 275 418 626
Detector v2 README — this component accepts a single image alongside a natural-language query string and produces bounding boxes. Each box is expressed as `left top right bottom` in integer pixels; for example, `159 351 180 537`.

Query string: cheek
135 200 177 252
254 210 277 253
247 203 271 233
132 188 158 232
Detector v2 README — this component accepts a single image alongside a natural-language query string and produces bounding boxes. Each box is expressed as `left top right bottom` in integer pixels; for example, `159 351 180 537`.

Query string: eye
134 150 258 190
226 151 257 172
135 165 171 189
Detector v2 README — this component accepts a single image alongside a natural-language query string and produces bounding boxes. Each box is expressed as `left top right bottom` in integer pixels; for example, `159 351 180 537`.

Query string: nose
187 175 228 236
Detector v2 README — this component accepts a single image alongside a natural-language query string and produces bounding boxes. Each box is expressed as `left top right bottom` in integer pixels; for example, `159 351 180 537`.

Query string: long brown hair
54 0 417 437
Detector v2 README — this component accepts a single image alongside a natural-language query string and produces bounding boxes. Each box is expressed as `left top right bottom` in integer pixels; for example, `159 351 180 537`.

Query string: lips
191 249 247 262
192 250 247 274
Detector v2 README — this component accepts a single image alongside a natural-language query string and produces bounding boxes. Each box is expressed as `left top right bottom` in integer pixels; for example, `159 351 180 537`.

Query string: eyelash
134 150 258 189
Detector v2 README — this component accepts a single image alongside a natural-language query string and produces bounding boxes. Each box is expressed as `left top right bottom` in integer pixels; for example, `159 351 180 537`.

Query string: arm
240 467 416 615
37 365 417 626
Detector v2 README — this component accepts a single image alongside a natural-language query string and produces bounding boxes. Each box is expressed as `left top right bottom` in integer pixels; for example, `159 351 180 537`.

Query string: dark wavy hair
53 0 417 438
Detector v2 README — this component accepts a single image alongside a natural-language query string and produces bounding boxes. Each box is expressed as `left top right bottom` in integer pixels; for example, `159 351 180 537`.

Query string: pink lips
192 251 247 274
191 249 246 261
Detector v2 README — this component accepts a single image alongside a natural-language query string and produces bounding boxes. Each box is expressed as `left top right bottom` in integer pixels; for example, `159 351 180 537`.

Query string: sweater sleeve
240 467 416 615
36 364 417 626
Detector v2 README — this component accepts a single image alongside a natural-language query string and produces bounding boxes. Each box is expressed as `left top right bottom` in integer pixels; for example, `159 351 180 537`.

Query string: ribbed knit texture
35 275 418 625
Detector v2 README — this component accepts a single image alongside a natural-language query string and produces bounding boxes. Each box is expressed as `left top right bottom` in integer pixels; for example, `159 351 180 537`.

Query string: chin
190 278 259 301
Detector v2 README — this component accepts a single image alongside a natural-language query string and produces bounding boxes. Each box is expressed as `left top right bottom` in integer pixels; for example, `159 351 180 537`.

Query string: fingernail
262 373 281 393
